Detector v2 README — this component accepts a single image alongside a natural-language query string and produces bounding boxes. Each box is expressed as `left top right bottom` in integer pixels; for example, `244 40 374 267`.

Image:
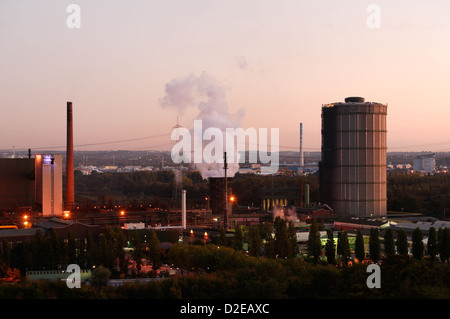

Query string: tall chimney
299 122 304 167
65 101 74 210
181 189 186 229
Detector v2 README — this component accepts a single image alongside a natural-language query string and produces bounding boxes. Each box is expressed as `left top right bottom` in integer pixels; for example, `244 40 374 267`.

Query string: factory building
35 154 64 216
0 154 64 217
0 158 35 210
413 153 435 174
320 97 387 217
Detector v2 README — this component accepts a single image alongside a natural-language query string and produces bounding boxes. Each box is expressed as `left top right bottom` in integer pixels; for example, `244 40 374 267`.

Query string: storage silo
320 97 387 217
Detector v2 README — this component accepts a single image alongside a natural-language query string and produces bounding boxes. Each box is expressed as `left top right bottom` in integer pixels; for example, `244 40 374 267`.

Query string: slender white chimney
181 189 186 229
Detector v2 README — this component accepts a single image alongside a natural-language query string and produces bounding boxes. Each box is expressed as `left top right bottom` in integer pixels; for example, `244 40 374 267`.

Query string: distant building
334 216 391 231
0 218 100 247
413 153 435 174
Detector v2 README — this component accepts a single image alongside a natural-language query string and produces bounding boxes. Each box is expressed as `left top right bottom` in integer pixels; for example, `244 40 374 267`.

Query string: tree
274 217 289 258
396 229 409 257
91 265 111 287
383 228 395 258
324 229 335 265
0 238 11 277
337 230 350 266
113 227 127 274
412 227 424 260
439 228 450 263
148 230 161 276
287 221 299 258
249 226 262 257
85 229 98 268
354 231 365 263
49 229 63 268
233 226 243 252
369 228 381 263
99 227 116 270
217 228 228 247
131 230 144 277
427 227 438 262
307 217 322 264
67 230 77 264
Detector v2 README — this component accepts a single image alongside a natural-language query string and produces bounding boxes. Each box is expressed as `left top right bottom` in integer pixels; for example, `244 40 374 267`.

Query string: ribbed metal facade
320 97 387 217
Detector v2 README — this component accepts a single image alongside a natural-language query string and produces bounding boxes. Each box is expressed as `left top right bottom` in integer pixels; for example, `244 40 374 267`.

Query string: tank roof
345 97 365 103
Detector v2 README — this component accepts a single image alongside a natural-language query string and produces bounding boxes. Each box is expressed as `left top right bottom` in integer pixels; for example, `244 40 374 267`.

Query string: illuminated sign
43 155 54 165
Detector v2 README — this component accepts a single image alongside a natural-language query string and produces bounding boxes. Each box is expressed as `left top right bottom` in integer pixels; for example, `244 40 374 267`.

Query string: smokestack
65 101 74 210
299 123 304 167
304 183 310 207
181 189 186 229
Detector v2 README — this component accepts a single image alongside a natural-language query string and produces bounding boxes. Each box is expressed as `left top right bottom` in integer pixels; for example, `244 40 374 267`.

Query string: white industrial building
413 153 435 174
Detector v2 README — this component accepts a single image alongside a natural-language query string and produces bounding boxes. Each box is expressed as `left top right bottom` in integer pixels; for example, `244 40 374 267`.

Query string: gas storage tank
320 97 387 217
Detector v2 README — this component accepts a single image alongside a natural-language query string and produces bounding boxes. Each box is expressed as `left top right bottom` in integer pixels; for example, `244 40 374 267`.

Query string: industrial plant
1 96 449 291
0 96 401 234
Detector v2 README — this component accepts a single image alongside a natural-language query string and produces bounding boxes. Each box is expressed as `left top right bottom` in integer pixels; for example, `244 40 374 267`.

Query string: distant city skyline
1 1 450 153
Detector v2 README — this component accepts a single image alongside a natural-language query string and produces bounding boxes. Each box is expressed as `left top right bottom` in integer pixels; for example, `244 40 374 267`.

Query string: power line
18 133 171 151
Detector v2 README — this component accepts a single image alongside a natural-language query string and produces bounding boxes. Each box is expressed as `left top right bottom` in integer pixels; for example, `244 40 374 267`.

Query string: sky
1 0 450 154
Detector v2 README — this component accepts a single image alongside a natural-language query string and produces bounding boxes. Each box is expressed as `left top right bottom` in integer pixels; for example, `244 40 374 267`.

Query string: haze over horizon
1 1 450 153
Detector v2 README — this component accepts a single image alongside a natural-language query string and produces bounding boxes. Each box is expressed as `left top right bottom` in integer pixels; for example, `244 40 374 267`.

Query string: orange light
23 215 28 220
204 232 208 237
64 211 70 218
120 211 125 216
230 196 235 202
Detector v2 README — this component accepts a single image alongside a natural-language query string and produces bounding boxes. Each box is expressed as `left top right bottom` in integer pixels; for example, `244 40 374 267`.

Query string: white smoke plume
161 73 244 179
272 205 299 222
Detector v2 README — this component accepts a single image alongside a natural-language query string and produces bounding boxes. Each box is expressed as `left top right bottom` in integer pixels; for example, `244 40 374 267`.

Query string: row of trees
0 226 162 279
213 217 298 259
307 217 450 265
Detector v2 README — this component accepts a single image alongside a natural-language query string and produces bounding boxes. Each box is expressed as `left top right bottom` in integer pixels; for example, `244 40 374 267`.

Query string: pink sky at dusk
1 1 450 153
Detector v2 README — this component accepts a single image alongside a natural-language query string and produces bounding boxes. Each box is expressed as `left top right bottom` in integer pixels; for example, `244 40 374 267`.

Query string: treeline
387 172 449 217
0 226 162 279
74 170 320 208
74 169 449 218
2 217 450 298
1 241 450 299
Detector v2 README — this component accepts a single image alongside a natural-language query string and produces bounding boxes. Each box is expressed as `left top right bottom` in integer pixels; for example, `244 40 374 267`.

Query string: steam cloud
161 73 244 179
272 205 298 221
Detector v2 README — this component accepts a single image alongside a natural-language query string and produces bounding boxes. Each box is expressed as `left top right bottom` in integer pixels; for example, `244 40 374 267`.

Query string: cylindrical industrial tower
320 97 387 217
65 101 74 211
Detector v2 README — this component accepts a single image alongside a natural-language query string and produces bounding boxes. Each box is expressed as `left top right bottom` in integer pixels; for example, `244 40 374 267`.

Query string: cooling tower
65 101 74 210
320 97 387 217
